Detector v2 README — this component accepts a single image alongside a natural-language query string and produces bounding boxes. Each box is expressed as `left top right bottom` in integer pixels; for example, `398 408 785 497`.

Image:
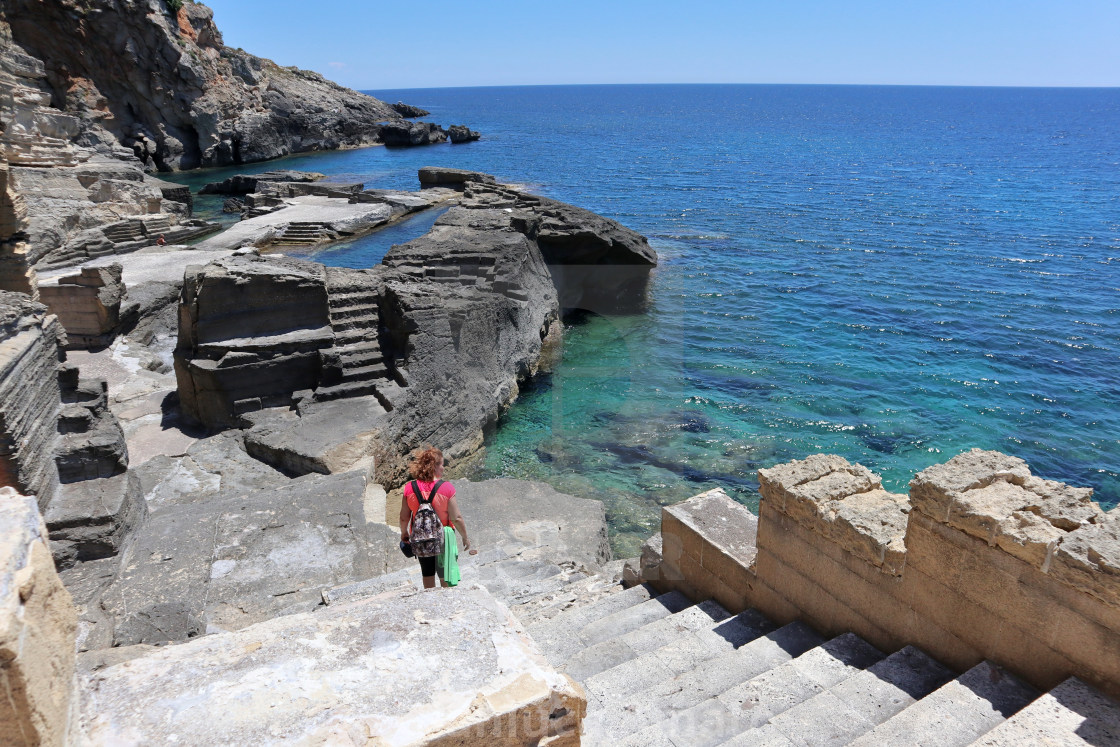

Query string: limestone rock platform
80 585 584 746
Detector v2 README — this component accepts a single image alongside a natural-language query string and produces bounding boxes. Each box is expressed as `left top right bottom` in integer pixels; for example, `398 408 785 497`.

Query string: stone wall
0 486 79 747
0 292 62 509
38 264 128 349
174 255 333 426
654 449 1120 701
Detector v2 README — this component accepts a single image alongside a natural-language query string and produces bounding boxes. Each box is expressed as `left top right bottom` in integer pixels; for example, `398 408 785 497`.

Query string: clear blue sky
202 0 1120 90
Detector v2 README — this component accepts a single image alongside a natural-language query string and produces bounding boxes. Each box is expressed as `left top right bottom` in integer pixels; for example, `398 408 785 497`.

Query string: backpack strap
425 480 445 504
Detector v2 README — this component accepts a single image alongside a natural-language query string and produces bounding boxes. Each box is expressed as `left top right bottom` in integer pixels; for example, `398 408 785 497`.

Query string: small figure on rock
155 234 166 246
399 445 477 589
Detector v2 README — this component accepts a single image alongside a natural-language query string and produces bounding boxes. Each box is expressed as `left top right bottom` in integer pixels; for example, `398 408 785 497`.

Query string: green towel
438 526 460 586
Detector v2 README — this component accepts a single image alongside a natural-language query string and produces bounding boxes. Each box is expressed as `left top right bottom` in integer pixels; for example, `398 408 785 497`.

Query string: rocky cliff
0 0 428 171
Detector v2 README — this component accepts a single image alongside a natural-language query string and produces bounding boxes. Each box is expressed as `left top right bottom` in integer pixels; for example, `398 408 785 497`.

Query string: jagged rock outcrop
448 124 481 143
0 16 211 271
0 291 143 571
378 120 448 146
389 101 430 118
0 0 448 171
198 170 325 195
0 292 63 509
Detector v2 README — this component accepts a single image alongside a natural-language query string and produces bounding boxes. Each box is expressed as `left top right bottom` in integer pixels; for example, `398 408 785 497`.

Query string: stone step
327 289 381 306
330 313 379 332
340 363 390 383
968 676 1120 746
323 546 521 605
545 591 693 668
582 608 778 704
849 660 1039 747
510 572 630 626
339 348 383 368
526 583 655 649
625 632 885 747
562 599 732 682
328 303 380 320
472 560 591 606
728 644 955 747
312 380 378 402
333 328 378 345
370 379 407 412
586 621 825 745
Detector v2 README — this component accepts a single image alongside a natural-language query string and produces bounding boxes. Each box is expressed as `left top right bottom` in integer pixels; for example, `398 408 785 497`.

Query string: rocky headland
0 0 481 291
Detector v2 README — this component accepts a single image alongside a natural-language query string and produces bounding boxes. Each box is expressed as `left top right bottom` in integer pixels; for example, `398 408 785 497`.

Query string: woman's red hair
408 446 443 482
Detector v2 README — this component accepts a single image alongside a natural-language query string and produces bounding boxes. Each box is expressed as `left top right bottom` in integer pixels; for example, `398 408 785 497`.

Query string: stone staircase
272 221 337 246
314 269 407 409
100 220 145 244
325 552 1120 746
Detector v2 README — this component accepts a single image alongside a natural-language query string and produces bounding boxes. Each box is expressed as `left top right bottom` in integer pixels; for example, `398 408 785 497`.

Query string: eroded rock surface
0 487 79 747
81 586 585 746
0 0 438 171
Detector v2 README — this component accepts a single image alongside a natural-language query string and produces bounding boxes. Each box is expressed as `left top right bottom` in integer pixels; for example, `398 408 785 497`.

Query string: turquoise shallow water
170 85 1120 556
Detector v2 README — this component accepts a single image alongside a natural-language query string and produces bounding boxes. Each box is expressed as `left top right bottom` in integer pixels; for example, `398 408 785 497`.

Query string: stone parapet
910 449 1114 602
656 488 758 612
0 486 78 747
80 586 585 745
656 450 1120 701
758 453 909 575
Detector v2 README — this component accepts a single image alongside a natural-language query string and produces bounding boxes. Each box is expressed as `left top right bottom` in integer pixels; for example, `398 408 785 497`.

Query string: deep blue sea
171 84 1120 556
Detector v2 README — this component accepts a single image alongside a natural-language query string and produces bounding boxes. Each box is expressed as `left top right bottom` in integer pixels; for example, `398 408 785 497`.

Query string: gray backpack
409 480 445 558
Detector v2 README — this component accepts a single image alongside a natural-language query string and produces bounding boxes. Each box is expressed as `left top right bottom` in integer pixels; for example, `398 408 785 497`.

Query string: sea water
173 85 1120 556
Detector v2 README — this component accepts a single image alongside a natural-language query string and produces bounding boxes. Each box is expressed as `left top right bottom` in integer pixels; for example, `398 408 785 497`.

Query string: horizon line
358 81 1120 93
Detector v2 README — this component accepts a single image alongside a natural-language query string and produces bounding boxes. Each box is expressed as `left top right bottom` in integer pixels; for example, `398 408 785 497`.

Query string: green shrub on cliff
166 0 183 13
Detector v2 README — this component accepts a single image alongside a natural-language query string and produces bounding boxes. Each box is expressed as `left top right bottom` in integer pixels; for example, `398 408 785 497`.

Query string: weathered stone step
327 289 381 306
526 583 655 648
339 348 383 368
333 328 378 345
472 559 591 606
312 380 379 403
340 363 390 383
968 676 1120 746
729 644 955 747
329 303 379 320
330 313 379 332
849 660 1039 747
545 591 693 667
562 599 731 681
323 546 521 605
582 608 778 704
509 572 630 626
587 621 825 744
626 632 885 747
370 378 407 412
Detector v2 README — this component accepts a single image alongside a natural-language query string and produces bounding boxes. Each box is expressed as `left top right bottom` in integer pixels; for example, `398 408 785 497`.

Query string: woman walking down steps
399 446 478 589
